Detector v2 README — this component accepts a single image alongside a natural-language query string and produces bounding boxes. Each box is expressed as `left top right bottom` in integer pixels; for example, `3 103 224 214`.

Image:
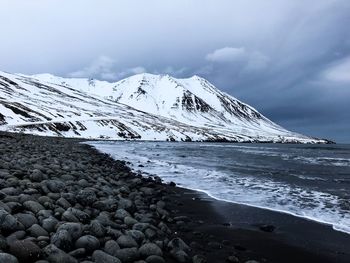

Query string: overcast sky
0 0 349 142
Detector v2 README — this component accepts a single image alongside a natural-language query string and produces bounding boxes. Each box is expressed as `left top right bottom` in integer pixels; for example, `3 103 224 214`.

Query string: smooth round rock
146 255 165 263
75 235 100 252
57 223 82 240
126 230 145 244
104 240 120 257
51 230 73 251
117 235 138 248
43 244 77 263
14 213 38 229
23 201 44 214
139 243 163 258
89 220 105 238
0 209 24 233
9 239 42 262
0 253 18 263
27 224 49 237
46 180 65 193
114 248 139 263
42 217 59 232
92 250 121 263
76 189 97 206
114 209 131 220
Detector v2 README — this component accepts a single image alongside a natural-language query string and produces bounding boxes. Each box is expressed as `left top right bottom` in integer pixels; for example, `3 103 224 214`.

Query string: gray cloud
0 0 349 142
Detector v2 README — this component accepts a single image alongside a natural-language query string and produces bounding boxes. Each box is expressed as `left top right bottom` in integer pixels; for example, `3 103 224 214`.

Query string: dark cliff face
181 91 212 113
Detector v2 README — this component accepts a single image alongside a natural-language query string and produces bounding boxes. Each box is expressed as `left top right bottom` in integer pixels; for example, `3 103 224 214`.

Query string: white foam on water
88 141 350 235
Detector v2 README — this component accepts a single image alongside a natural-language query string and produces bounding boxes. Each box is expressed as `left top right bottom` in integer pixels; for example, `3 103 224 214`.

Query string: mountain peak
0 70 326 143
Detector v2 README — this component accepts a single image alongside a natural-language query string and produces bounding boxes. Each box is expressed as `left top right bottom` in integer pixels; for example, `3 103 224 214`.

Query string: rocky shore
0 132 263 263
2 132 349 263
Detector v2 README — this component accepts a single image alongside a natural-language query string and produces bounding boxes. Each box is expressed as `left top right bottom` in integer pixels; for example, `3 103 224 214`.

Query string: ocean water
89 141 350 234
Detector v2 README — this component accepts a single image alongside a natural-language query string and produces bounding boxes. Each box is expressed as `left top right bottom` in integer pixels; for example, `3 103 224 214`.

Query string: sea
88 141 350 234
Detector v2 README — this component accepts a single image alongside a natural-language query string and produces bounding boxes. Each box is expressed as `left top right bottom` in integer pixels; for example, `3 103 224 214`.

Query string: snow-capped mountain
0 70 326 143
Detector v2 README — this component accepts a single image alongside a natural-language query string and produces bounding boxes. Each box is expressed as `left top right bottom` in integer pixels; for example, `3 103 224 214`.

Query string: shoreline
172 185 350 235
0 132 349 263
165 187 350 263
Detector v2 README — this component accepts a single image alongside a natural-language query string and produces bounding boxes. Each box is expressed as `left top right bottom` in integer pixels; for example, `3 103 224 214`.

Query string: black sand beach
0 131 349 263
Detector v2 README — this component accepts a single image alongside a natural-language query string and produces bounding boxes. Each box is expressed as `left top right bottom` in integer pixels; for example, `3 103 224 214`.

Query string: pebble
76 189 97 206
104 240 120 256
9 239 42 262
0 209 24 233
51 230 73 251
14 213 38 229
145 255 165 263
139 243 163 258
43 244 78 263
75 235 100 252
0 253 18 263
27 224 49 237
23 201 45 214
57 223 83 240
114 248 139 263
117 235 138 248
92 250 121 263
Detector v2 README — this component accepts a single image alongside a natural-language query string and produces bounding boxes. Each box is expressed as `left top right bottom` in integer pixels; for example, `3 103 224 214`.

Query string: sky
0 0 349 142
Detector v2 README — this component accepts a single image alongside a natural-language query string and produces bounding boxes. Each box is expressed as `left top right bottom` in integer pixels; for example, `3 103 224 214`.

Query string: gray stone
139 243 163 258
9 239 42 262
132 223 150 232
0 209 24 233
118 198 134 212
56 197 71 209
14 213 38 229
29 169 48 182
57 222 83 240
92 250 121 263
68 248 86 258
0 253 18 263
124 216 138 226
76 189 97 206
75 235 100 252
117 235 138 248
104 240 120 256
6 230 26 244
68 207 90 223
114 248 139 263
6 202 22 214
146 255 165 263
23 201 45 214
27 224 49 237
89 220 105 237
126 230 145 244
43 244 78 263
51 230 73 251
61 210 79 222
41 216 59 232
114 209 131 220
46 180 65 193
1 187 20 196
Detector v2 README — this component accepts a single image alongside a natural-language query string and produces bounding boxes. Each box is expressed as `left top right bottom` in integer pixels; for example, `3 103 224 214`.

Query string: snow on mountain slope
0 70 326 143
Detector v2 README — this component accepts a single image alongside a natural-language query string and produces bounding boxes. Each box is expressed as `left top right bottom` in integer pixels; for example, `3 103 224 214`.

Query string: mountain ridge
0 70 328 143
